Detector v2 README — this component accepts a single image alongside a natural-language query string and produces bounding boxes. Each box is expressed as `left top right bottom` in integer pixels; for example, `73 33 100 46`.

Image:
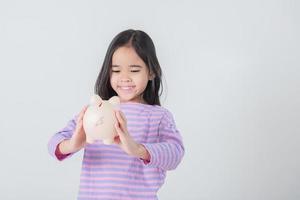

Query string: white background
0 0 299 199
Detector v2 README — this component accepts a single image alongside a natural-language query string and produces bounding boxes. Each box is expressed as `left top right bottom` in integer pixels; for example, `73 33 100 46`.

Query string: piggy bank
83 95 120 144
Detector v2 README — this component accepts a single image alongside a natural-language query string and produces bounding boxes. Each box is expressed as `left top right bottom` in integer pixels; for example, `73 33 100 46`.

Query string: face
110 46 153 103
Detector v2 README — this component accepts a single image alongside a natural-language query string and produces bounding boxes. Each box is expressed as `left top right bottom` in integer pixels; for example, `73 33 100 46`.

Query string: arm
142 109 185 170
47 117 77 161
48 106 88 161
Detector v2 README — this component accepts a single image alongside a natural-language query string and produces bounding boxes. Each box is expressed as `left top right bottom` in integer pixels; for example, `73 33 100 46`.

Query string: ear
149 72 155 81
109 96 120 108
90 95 102 106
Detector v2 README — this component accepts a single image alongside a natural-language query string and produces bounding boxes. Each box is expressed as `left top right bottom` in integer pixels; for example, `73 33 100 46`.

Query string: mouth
118 86 135 90
117 85 136 94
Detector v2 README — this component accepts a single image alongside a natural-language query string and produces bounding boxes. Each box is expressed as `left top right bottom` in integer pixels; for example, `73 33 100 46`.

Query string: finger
113 135 121 145
119 111 127 123
77 114 83 123
114 122 122 134
117 111 127 124
80 105 89 116
115 122 125 138
115 111 126 128
77 105 88 122
74 119 83 134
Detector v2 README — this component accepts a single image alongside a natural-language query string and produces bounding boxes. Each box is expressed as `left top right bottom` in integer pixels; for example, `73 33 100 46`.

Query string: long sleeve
142 109 185 170
47 115 77 161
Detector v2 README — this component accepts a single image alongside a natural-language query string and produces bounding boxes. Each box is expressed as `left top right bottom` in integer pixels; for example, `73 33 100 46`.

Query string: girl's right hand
69 105 88 151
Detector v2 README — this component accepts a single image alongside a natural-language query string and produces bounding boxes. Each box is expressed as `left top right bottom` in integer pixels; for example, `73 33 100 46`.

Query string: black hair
94 29 163 105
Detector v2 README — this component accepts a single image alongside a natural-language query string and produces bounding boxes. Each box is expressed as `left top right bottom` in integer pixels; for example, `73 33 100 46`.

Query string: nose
120 78 132 83
119 72 132 82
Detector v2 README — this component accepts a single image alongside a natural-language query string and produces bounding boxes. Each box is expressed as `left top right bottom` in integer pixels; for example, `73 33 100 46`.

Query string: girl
48 29 184 200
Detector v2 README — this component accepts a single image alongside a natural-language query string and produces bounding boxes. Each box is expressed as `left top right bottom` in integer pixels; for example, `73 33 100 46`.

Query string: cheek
135 77 149 88
110 76 116 87
110 73 117 82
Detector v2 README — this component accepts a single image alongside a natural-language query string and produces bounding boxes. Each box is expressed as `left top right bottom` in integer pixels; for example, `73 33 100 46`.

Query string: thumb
115 122 125 139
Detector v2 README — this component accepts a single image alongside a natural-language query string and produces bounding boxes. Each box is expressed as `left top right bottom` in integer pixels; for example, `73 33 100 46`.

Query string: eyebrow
112 65 142 68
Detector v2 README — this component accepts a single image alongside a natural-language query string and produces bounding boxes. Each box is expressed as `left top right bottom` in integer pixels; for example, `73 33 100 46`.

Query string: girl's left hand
114 110 150 160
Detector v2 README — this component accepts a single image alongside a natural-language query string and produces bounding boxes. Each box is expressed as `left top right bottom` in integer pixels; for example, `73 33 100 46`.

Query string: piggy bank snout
90 113 104 124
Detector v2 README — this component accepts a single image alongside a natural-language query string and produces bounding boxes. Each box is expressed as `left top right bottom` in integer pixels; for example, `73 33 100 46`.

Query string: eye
112 70 120 73
131 70 140 73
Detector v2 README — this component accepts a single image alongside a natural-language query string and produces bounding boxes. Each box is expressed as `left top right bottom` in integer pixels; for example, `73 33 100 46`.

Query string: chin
119 96 135 102
120 96 142 103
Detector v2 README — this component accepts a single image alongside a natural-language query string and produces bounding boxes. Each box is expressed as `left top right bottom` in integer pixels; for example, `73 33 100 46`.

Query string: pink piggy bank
83 95 120 144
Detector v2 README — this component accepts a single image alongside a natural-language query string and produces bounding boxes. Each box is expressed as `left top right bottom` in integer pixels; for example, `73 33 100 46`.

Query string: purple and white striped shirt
48 102 184 200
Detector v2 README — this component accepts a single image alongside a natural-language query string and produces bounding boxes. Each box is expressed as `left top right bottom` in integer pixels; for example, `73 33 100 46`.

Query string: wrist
135 144 150 161
59 139 81 154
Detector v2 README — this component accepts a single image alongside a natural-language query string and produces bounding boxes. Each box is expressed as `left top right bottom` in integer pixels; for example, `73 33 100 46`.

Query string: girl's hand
114 110 150 160
69 105 88 151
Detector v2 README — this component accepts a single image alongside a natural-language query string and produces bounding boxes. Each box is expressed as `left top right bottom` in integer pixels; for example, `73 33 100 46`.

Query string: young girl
48 29 184 200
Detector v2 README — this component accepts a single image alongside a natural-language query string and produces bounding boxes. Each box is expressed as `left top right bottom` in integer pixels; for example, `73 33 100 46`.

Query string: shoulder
145 105 175 120
120 103 175 119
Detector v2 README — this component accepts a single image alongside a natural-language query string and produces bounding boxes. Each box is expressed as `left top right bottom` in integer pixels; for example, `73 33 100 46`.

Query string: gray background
0 0 299 199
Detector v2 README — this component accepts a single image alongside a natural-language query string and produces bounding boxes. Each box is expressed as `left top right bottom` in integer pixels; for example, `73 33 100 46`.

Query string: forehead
112 46 146 66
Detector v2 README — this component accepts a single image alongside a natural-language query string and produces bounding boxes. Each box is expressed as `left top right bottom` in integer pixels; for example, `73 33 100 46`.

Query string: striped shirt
48 102 184 200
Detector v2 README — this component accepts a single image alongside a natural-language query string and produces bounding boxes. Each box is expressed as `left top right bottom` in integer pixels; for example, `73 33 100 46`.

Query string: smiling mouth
118 86 135 90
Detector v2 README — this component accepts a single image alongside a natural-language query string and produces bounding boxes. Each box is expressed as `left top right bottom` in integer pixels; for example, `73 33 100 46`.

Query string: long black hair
94 29 163 105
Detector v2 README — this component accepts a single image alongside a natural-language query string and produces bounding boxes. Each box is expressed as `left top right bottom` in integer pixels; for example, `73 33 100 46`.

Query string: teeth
119 86 134 90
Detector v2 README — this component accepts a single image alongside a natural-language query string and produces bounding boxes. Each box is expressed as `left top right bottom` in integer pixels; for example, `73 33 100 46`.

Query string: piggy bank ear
108 96 120 109
90 95 102 106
